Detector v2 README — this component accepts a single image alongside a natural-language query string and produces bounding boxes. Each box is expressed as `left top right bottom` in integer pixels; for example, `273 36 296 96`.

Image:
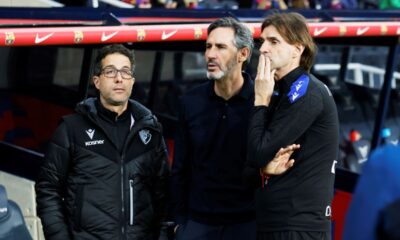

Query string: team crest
137 29 146 41
139 129 152 145
381 25 387 35
74 31 84 43
5 32 15 45
339 26 347 36
194 27 202 39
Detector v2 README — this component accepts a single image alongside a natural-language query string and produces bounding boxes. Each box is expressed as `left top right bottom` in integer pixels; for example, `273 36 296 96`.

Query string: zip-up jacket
36 98 169 240
245 67 339 232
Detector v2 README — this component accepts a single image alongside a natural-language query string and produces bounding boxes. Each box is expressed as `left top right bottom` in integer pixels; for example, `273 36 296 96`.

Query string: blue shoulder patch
287 74 309 104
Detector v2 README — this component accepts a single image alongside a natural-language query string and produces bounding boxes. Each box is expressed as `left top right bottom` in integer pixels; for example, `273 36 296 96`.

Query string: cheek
127 81 134 92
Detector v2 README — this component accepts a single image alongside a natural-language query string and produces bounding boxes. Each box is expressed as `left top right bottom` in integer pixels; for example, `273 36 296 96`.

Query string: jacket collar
278 67 307 94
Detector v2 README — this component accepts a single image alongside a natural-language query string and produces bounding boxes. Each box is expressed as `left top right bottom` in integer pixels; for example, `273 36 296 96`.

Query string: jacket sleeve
35 122 72 240
246 92 322 169
152 135 170 236
170 99 190 225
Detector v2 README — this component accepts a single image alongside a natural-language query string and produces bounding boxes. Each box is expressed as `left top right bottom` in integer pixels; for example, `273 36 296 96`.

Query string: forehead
207 27 235 45
101 53 131 68
260 25 283 40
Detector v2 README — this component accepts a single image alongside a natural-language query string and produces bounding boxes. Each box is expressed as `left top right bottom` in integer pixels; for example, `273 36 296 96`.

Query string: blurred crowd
122 0 400 9
61 0 400 9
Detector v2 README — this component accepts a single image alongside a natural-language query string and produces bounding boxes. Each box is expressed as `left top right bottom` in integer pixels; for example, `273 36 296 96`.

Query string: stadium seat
0 185 32 240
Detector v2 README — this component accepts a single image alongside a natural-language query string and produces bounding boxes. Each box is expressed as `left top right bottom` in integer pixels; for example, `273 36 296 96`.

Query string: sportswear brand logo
86 129 95 140
0 207 7 213
35 33 54 44
101 31 118 42
356 27 369 36
161 30 178 40
313 27 327 36
84 129 104 146
139 129 152 145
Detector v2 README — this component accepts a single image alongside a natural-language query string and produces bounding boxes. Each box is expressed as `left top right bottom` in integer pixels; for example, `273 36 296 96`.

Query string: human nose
259 41 270 54
114 70 123 81
205 47 217 59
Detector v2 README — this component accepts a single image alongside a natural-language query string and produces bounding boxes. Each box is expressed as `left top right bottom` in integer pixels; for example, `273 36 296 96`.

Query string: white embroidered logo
295 80 303 91
86 129 95 140
84 129 104 146
139 129 152 145
0 207 7 213
291 92 299 102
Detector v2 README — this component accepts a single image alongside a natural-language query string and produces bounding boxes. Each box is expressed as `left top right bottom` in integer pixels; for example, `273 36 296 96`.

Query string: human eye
121 69 133 78
216 44 226 49
103 68 116 76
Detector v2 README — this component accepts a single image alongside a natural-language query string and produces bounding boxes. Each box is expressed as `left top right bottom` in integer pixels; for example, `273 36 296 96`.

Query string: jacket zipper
129 179 134 225
121 154 125 239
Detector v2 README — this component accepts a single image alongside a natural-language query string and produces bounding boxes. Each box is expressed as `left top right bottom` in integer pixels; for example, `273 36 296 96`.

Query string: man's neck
275 62 301 81
214 74 244 101
100 99 128 117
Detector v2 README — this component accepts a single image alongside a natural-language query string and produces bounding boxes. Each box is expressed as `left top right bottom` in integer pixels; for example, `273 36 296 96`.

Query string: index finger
257 54 266 80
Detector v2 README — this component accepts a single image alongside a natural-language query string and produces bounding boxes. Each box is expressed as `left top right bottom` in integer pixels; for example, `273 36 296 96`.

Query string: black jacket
36 98 169 240
246 68 339 232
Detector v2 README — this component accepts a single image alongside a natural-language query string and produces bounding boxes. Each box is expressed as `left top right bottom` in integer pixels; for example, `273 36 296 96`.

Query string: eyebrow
103 65 131 69
263 36 280 42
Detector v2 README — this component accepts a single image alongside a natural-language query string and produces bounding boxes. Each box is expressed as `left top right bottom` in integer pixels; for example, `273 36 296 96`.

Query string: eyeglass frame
100 66 134 80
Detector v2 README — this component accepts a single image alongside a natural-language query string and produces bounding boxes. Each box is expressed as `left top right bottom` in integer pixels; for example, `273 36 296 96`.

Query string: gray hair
208 17 254 65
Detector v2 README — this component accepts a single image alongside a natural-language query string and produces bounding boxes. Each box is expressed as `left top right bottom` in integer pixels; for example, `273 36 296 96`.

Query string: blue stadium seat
0 185 32 240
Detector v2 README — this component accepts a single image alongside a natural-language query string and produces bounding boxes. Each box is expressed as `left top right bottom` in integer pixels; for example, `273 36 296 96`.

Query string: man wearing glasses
36 44 169 240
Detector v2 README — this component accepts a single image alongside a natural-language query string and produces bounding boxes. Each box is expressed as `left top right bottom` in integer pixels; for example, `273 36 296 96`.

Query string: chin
207 72 224 81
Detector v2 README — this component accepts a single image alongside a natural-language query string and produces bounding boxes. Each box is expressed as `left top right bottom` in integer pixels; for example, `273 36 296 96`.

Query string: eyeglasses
101 67 133 80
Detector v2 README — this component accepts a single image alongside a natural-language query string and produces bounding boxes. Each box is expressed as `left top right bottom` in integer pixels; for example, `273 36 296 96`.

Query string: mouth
113 88 125 93
207 62 219 71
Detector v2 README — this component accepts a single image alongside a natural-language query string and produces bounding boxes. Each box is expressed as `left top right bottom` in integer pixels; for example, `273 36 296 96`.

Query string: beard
207 57 237 81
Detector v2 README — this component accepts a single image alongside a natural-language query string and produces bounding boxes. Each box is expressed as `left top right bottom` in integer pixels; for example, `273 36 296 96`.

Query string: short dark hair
261 13 316 72
207 17 254 65
93 44 135 76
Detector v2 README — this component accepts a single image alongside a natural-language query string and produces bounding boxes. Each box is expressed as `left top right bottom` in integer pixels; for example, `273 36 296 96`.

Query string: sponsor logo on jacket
84 129 105 146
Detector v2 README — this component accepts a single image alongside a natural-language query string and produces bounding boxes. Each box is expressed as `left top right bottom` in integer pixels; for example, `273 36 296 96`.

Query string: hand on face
254 53 276 106
261 144 300 176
